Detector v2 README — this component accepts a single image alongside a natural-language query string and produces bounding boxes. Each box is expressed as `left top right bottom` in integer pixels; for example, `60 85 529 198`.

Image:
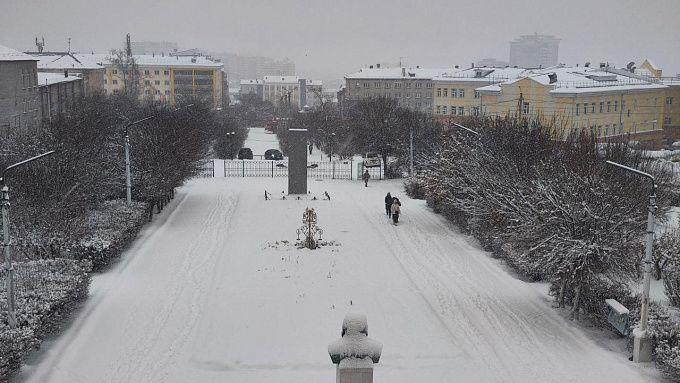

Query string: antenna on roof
35 36 45 53
67 37 71 53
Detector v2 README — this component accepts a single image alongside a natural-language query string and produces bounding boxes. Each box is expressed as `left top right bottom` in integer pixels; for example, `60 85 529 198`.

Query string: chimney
64 69 68 78
376 63 380 69
472 62 474 68
548 73 557 84
369 65 373 69
416 65 420 69
600 62 606 68
402 67 406 77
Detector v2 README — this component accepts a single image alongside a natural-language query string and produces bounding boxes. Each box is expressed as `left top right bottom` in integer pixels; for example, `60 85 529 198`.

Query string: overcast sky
2 0 679 84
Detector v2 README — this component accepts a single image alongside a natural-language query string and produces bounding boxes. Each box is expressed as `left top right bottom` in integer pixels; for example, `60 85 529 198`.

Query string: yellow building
101 54 224 108
466 66 668 147
663 78 680 139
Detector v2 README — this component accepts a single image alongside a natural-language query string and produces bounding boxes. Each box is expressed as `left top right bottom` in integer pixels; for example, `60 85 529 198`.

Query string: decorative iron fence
357 162 384 180
223 159 353 180
197 159 215 177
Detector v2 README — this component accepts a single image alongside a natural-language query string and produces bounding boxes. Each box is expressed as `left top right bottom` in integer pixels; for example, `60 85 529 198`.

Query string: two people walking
385 192 401 225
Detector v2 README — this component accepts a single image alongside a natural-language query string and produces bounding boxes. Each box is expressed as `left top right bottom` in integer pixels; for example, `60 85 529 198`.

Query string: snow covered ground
14 131 663 383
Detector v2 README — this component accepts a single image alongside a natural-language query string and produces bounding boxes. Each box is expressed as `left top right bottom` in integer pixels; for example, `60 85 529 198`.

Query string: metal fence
357 162 384 180
223 159 353 180
197 159 215 178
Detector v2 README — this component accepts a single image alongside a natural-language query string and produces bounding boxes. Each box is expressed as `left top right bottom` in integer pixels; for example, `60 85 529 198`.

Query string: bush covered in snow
71 199 147 270
0 259 90 381
641 304 680 380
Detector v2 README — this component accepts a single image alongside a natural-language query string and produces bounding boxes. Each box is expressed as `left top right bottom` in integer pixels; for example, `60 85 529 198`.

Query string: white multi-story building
509 34 560 69
261 76 322 108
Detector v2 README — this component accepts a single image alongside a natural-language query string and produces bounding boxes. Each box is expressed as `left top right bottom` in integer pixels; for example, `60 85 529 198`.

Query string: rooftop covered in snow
0 45 38 62
37 72 82 86
345 66 457 80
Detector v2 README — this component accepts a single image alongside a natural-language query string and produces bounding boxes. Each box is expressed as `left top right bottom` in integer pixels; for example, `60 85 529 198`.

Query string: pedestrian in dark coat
362 169 370 187
384 192 392 217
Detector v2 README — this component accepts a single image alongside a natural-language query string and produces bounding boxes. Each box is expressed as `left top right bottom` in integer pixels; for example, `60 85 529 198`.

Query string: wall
0 60 41 136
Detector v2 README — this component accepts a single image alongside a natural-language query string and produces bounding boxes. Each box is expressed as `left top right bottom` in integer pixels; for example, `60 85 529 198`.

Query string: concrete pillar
288 128 308 194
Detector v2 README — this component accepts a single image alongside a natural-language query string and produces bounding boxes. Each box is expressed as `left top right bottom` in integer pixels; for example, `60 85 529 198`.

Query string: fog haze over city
2 0 680 83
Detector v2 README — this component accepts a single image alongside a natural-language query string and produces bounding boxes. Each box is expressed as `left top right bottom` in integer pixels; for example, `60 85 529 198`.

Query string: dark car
264 149 283 160
238 147 253 160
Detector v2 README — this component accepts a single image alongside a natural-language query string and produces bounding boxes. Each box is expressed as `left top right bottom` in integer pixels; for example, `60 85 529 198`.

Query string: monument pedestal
337 358 373 383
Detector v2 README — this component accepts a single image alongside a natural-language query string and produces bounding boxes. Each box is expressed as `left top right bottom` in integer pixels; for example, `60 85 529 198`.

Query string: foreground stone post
288 128 308 194
329 313 382 383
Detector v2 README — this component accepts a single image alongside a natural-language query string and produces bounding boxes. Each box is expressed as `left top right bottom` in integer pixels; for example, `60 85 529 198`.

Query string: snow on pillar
328 313 382 383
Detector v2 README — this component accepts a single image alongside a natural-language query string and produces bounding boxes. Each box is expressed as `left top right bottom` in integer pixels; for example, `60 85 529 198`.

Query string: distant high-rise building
509 34 560 69
130 41 178 55
213 53 295 83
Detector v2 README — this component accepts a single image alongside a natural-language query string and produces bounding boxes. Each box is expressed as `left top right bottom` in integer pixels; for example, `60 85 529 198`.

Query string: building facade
0 45 41 135
101 54 224 107
239 79 263 100
261 76 323 109
27 52 105 96
509 34 560 69
344 66 457 114
38 72 84 122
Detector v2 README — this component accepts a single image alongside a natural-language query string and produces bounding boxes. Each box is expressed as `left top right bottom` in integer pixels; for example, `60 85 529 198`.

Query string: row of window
435 105 482 116
357 82 433 89
366 92 431 99
576 101 628 116
111 69 171 76
592 124 624 138
105 79 173 86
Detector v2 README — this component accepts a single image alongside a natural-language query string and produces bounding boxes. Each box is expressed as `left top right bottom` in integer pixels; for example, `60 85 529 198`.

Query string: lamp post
1 150 56 328
605 160 656 363
409 124 414 176
329 132 336 161
226 131 236 159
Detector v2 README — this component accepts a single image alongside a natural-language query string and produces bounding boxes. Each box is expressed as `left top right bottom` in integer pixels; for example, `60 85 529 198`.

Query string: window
523 102 530 115
113 69 118 74
144 70 150 75
406 93 411 98
144 80 150 85
442 106 448 115
112 79 118 85
621 101 626 114
374 82 381 88
165 80 170 86
155 80 160 85
667 97 675 105
426 92 431 98
426 83 433 88
576 103 579 116
452 89 458 98
443 88 448 97
144 89 150 95
415 82 422 88
405 82 411 88
437 88 442 97
614 101 618 112
415 102 421 108
628 109 631 117
591 103 595 113
458 89 465 98
474 90 480 99
583 103 588 115
473 106 480 116
363 82 369 88
607 101 611 112
395 83 402 88
154 70 160 75
156 90 161 95
666 116 673 125
395 92 401 98
458 106 464 116
436 105 441 114
416 92 421 98
164 70 169 75
165 90 170 95
599 102 604 113
104 79 108 84
384 83 390 89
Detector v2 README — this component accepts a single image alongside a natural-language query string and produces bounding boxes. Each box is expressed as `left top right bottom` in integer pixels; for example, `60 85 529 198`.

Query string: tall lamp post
605 160 656 363
226 131 236 159
1 150 56 328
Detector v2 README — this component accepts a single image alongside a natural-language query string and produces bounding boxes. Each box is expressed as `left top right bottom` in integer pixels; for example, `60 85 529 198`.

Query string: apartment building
261 76 323 109
662 77 680 140
433 67 529 119
38 72 84 123
101 54 224 107
344 65 457 114
239 79 263 100
509 34 560 69
28 51 105 95
0 45 41 135
474 66 667 147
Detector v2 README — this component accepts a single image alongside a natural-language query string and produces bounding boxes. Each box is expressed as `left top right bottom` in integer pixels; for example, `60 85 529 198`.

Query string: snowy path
17 176 661 382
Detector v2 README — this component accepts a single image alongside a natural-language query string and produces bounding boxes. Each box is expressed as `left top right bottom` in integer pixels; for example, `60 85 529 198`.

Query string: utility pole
409 124 414 176
2 150 56 328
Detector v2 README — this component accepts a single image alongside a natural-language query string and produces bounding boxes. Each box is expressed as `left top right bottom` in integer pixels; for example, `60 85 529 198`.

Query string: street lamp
329 132 336 161
1 150 56 328
605 160 656 363
226 131 236 159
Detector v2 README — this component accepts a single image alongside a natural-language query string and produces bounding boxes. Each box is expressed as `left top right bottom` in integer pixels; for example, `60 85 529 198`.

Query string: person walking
362 169 370 187
391 197 401 225
384 192 392 217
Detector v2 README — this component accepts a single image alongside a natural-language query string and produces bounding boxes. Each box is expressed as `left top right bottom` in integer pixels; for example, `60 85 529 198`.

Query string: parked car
363 152 381 168
264 149 283 160
238 147 253 160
